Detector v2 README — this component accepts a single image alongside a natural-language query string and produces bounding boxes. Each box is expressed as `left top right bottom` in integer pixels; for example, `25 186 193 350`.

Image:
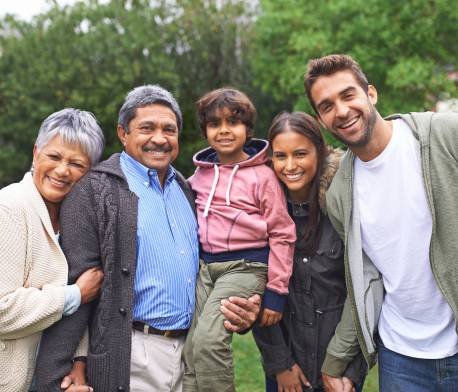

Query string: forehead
38 135 89 159
311 70 363 104
272 130 315 151
208 106 236 119
132 104 177 125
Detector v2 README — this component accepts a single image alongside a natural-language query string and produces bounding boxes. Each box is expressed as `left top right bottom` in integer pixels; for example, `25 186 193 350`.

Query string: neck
288 186 310 204
351 115 393 162
44 200 61 234
218 150 249 165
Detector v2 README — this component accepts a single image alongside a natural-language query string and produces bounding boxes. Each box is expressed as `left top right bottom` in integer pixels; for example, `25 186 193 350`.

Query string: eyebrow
316 86 357 112
138 120 176 128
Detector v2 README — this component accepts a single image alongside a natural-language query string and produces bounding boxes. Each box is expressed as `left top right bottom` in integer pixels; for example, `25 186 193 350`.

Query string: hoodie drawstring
226 165 239 206
203 164 219 218
202 164 240 217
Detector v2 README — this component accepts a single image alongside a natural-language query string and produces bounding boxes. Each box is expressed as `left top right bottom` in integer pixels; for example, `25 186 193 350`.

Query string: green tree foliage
0 0 256 185
1 0 457 184
251 0 457 117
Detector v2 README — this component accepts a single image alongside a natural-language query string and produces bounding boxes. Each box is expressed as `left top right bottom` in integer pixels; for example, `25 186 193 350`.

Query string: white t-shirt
354 119 458 358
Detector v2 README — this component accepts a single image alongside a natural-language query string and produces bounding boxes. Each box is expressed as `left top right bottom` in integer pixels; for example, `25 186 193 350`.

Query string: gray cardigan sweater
35 153 195 392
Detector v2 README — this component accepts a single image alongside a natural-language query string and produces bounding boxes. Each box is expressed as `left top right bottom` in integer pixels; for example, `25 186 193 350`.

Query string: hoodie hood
190 138 269 218
193 138 269 168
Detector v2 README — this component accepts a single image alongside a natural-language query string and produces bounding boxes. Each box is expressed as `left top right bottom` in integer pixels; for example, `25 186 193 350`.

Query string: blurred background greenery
0 0 456 185
233 333 379 391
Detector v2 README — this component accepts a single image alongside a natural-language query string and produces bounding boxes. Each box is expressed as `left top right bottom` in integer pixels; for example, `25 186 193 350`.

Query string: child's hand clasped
259 308 283 327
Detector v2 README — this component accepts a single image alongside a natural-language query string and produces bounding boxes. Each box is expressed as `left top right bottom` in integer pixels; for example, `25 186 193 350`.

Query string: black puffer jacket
253 150 366 390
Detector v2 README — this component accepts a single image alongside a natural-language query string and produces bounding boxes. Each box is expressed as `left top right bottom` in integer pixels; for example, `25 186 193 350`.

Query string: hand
220 294 261 332
276 363 311 392
76 267 104 304
322 374 355 392
60 361 92 392
259 308 282 327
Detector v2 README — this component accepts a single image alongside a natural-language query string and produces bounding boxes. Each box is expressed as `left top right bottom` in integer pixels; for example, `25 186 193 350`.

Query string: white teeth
340 117 359 129
48 177 66 187
285 173 303 180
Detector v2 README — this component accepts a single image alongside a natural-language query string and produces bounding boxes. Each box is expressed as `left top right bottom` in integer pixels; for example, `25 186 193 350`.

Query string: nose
150 130 167 144
54 161 70 177
335 101 349 118
285 156 296 171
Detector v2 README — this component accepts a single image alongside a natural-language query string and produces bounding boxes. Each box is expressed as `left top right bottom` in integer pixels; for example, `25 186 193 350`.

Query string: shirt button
180 250 185 255
187 279 191 283
121 267 130 276
117 386 125 391
119 308 127 316
302 257 308 263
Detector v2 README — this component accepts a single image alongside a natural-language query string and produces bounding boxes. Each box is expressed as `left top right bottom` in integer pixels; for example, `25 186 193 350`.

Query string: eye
70 162 86 169
272 152 286 160
47 153 60 160
207 121 218 128
320 104 332 114
164 125 177 134
139 126 152 133
228 117 240 125
343 93 354 101
295 150 308 158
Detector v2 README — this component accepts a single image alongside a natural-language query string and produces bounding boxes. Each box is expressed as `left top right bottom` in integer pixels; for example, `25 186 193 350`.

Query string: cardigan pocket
87 351 110 391
0 339 14 385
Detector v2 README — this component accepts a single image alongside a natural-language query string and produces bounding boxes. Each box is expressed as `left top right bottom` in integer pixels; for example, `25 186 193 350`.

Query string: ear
367 85 378 105
32 145 38 164
117 125 127 147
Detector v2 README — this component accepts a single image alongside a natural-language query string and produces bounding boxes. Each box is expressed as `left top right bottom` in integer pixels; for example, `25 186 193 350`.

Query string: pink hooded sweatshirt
189 139 296 310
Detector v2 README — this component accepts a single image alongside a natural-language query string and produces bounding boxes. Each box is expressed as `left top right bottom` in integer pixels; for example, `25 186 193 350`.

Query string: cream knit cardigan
0 172 83 392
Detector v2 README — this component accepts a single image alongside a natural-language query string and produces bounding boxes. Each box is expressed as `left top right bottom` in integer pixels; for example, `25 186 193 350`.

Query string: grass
234 332 379 392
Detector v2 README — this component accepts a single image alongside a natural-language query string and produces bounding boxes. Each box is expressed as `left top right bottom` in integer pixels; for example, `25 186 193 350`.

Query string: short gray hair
118 85 183 133
35 108 105 165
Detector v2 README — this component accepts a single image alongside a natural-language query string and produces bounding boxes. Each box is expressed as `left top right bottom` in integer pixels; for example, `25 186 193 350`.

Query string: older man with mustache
35 85 260 392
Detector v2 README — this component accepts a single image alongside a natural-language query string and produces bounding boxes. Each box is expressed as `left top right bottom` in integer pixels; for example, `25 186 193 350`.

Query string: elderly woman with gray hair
0 108 105 392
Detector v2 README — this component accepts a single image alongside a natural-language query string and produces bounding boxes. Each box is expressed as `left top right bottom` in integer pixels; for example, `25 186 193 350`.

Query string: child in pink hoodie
183 88 296 392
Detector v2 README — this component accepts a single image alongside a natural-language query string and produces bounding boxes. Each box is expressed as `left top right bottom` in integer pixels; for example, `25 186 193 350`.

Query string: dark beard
333 104 377 148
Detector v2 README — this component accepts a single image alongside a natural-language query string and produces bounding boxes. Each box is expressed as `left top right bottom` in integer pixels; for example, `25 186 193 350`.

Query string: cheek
271 160 283 179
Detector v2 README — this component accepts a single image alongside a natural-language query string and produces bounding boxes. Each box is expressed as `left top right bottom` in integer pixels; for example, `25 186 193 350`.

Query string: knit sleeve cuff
262 289 287 312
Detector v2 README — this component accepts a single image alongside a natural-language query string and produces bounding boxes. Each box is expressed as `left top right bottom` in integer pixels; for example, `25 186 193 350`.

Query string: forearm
322 298 361 377
0 285 65 340
252 323 294 377
35 303 93 390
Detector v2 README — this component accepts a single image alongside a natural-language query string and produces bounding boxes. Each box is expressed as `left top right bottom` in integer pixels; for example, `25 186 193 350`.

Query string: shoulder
0 176 34 218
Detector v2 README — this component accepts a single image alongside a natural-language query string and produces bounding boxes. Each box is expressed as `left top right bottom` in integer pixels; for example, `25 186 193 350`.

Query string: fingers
246 294 262 306
297 367 310 388
259 309 282 327
65 386 93 392
60 376 72 389
342 377 355 392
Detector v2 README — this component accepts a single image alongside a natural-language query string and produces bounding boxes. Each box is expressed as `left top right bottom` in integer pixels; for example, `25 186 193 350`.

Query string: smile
47 176 68 188
143 148 170 155
284 172 304 181
338 115 359 130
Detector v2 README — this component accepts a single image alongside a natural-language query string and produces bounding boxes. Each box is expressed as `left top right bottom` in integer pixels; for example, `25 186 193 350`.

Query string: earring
30 164 34 174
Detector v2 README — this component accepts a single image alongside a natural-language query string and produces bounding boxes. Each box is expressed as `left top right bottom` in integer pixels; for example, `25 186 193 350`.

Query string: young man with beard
304 54 458 392
35 85 261 392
